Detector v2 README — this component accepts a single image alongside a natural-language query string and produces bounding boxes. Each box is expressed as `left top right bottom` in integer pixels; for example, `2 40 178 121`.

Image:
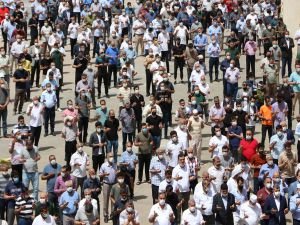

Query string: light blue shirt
59 190 80 215
289 193 300 220
193 34 208 51
258 163 279 180
99 162 117 184
40 90 57 108
207 25 222 41
125 48 136 60
119 151 138 171
236 20 246 33
207 43 221 58
95 107 109 126
41 79 59 90
289 72 300 93
270 133 287 159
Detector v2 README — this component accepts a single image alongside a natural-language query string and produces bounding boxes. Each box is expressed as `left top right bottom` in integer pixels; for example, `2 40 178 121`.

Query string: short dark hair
220 183 228 190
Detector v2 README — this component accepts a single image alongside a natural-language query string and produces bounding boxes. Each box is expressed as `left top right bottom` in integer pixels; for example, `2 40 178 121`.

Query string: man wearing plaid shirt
149 149 168 204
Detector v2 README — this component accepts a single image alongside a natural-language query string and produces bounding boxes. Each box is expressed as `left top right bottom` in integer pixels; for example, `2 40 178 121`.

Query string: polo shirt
43 163 62 193
59 191 80 215
259 105 273 126
289 72 300 93
32 215 56 225
228 125 243 149
240 138 258 161
135 132 152 154
13 69 28 89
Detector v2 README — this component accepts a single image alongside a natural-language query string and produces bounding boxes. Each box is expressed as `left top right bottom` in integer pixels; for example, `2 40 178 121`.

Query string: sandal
136 181 142 185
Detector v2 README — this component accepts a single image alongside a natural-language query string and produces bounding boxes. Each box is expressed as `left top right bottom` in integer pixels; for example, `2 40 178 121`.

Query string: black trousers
108 64 118 87
246 55 255 78
209 57 219 81
92 154 105 173
138 153 151 182
202 215 215 225
30 126 41 147
151 184 159 204
97 68 109 96
261 124 273 147
287 101 293 129
78 117 89 143
70 38 77 58
31 61 40 87
187 67 192 92
282 56 292 77
44 107 55 134
55 88 60 108
146 69 155 95
174 59 184 81
161 51 169 72
65 140 77 165
1 29 7 53
93 36 99 57
76 176 86 198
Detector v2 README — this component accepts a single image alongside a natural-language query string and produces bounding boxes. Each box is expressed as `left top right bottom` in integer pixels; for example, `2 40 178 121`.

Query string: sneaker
44 133 48 137
104 216 108 223
57 108 62 112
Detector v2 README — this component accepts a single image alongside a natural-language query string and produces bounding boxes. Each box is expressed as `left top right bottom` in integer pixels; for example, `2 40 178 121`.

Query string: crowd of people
1 0 300 225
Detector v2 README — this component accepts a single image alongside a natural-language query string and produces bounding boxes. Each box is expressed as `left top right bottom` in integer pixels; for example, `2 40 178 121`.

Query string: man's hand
230 204 235 209
271 208 277 214
284 208 289 214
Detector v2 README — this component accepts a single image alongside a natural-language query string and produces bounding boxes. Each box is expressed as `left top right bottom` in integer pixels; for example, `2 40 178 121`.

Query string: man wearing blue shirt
105 42 119 88
289 64 300 115
207 19 222 43
40 83 57 136
289 183 300 224
207 36 221 83
193 27 208 61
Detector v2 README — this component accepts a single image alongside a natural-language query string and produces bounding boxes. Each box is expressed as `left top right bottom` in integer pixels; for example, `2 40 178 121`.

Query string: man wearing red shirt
250 144 267 194
240 129 258 161
257 177 273 224
0 2 9 23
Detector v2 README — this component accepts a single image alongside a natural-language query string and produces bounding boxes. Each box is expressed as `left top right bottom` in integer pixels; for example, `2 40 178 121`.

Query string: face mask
96 128 102 133
267 160 273 166
223 152 228 157
40 199 46 204
142 128 148 134
296 68 300 73
246 135 252 140
18 66 23 70
41 213 49 219
237 107 242 111
61 172 65 177
159 199 165 206
108 157 114 163
85 195 91 201
216 131 221 137
195 90 199 95
91 175 96 179
196 68 200 72
78 147 83 153
163 77 168 82
232 121 237 126
188 153 193 158
191 100 196 105
67 122 72 126
250 102 255 107
126 147 132 152
127 207 133 213
172 137 178 143
118 178 124 184
230 64 234 68
134 90 139 94
47 87 51 92
33 100 39 105
273 178 280 183
226 56 231 60
277 131 283 137
13 177 19 183
67 187 73 192
68 105 73 109
156 59 160 63
50 159 56 165
158 154 164 160
180 125 186 130
282 127 287 132
189 207 196 213
274 191 280 198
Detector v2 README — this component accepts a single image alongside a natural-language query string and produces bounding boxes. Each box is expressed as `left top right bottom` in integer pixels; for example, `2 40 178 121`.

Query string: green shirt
135 132 152 154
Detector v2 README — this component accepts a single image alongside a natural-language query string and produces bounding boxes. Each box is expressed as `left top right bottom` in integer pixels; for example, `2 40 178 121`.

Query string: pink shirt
244 41 257 56
54 175 77 199
62 109 78 118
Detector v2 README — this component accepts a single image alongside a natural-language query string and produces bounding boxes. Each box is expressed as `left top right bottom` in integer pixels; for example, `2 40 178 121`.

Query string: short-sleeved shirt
104 118 119 141
20 147 39 173
13 69 28 89
75 96 90 118
146 115 162 136
289 72 300 93
95 107 109 126
43 163 62 193
75 207 99 225
240 138 259 162
259 105 273 126
228 125 243 149
5 181 25 208
135 132 152 154
59 191 80 215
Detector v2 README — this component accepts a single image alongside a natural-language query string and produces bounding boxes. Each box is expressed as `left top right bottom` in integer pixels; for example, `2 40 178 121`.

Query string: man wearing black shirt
13 62 29 115
173 38 185 84
232 101 248 137
146 107 163 150
104 109 120 163
28 14 39 46
72 52 88 87
130 86 145 138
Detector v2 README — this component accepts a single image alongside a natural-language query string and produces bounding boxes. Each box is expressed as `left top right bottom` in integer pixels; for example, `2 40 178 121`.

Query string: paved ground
0 1 300 223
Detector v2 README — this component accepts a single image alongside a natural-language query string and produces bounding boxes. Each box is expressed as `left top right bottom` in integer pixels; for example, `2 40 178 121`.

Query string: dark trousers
31 61 40 87
282 56 292 77
70 38 77 58
56 88 60 108
30 126 41 147
14 89 26 113
146 69 155 95
18 217 32 225
108 64 118 87
0 108 8 136
151 184 159 204
293 219 300 225
197 49 206 62
48 192 59 217
174 59 184 81
44 106 55 134
97 68 109 96
92 154 105 173
209 57 219 81
297 140 300 163
162 110 170 138
246 55 255 78
65 140 77 165
1 29 7 54
122 132 133 152
187 67 192 92
261 124 273 147
138 153 151 182
76 176 86 198
202 215 215 225
161 51 169 72
0 198 7 220
93 36 99 57
73 12 81 24
78 117 89 143
226 82 238 100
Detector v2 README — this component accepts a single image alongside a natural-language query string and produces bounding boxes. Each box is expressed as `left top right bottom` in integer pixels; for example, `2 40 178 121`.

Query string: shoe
210 79 213 83
174 80 177 84
14 111 17 115
146 93 150 97
104 216 108 223
44 133 48 137
181 80 184 84
50 132 56 136
214 79 218 82
57 108 62 112
18 111 22 114
98 95 101 99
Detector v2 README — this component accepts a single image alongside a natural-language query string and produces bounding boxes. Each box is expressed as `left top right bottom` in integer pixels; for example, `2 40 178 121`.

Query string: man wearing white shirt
207 156 225 192
26 96 43 147
189 64 205 90
10 36 25 73
133 15 147 55
119 10 130 37
70 143 90 197
68 18 79 59
148 192 175 225
166 131 185 169
159 169 179 193
208 126 229 157
246 10 258 27
92 15 105 58
173 22 188 47
158 26 170 72
78 188 98 212
150 55 166 89
172 153 191 213
239 194 262 225
181 199 204 225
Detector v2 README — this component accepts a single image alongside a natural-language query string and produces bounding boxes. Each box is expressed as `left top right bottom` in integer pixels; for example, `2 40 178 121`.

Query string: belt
103 182 115 185
135 33 143 36
64 213 76 217
19 217 33 220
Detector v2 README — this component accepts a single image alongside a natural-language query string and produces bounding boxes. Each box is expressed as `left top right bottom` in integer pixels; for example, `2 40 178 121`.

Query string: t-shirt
146 115 162 136
259 105 273 126
5 181 25 208
13 69 28 89
75 96 90 118
240 138 259 162
43 164 62 193
104 119 119 140
135 132 152 154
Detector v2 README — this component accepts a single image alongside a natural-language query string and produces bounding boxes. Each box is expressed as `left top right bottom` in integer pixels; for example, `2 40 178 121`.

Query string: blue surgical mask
13 177 19 183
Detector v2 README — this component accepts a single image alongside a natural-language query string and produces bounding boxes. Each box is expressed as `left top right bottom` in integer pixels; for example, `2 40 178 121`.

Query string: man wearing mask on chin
59 180 80 225
263 184 288 225
4 170 26 225
70 143 90 198
99 153 117 223
148 192 175 225
26 96 43 147
41 155 62 209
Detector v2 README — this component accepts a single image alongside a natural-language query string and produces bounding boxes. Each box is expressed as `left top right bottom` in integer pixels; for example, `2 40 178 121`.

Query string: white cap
250 194 257 203
192 109 198 115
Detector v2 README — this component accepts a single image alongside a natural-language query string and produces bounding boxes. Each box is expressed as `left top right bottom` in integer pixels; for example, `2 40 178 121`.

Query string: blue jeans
226 82 238 100
107 140 118 162
22 172 39 201
0 108 7 136
18 218 32 225
152 135 161 150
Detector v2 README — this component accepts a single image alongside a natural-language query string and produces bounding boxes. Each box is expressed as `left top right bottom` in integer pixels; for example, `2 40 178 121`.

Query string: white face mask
216 131 221 137
159 199 165 206
118 178 124 184
50 159 56 165
189 207 196 213
67 187 73 192
108 157 114 163
78 147 83 153
85 195 91 200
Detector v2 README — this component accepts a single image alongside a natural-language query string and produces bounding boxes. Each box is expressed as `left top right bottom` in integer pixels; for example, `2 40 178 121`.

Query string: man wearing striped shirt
15 187 34 225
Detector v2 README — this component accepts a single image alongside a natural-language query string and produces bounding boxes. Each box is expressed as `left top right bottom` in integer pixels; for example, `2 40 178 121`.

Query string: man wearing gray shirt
83 63 96 108
119 101 136 152
20 140 40 201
